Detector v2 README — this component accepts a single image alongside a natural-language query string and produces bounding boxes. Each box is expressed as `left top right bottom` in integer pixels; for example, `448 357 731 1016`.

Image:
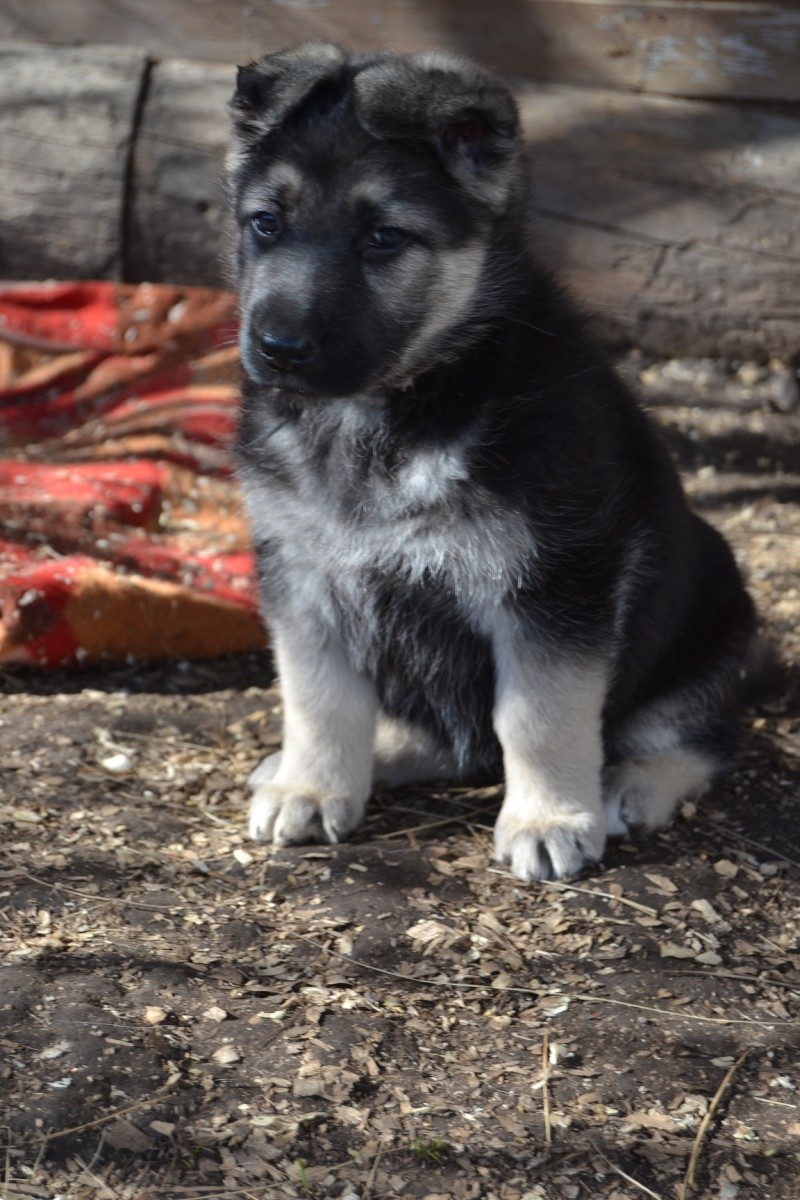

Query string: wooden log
520 86 800 359
1 45 798 359
0 43 147 281
126 59 232 287
126 61 800 359
2 2 800 102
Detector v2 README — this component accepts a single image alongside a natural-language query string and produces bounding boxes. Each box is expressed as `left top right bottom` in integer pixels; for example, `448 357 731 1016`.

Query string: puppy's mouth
259 344 316 375
242 338 388 401
242 340 314 391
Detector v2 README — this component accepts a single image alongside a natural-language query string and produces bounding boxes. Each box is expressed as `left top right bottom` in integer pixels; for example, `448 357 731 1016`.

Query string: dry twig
375 802 500 840
698 823 800 872
487 868 662 917
589 1142 664 1200
20 872 179 914
679 1050 749 1199
362 1137 387 1200
27 1092 171 1147
541 1030 552 1149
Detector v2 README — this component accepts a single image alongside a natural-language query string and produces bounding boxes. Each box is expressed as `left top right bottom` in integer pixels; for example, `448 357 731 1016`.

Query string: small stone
98 751 134 775
212 1044 241 1065
659 941 695 959
39 1040 71 1060
767 364 799 412
150 1120 176 1137
548 1041 571 1066
143 1006 168 1025
695 950 723 966
105 1120 153 1152
691 898 722 924
737 362 763 386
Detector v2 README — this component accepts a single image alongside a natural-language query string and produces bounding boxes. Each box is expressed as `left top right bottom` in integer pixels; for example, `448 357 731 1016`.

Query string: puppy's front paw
493 808 606 881
249 783 364 846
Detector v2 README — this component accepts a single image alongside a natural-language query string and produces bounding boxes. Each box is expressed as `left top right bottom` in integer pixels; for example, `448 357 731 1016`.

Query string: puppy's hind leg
604 750 716 836
251 716 460 792
372 716 460 787
604 700 724 837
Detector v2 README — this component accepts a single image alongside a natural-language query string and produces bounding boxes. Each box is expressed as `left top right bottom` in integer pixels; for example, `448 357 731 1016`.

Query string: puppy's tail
739 635 787 709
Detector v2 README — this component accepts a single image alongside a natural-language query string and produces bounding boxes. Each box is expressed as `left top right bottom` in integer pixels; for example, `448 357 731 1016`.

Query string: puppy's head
227 43 523 397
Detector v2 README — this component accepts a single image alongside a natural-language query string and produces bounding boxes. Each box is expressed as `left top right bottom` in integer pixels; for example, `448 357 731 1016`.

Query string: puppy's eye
363 227 409 261
251 211 281 241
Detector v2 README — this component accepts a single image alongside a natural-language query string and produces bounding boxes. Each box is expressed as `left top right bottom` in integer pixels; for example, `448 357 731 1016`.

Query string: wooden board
2 2 800 101
0 43 147 281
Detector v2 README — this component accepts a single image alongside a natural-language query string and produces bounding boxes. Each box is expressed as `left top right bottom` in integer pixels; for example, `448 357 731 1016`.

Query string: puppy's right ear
228 41 346 150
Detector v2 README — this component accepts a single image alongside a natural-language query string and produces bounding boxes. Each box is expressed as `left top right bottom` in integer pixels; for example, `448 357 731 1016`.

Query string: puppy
225 43 756 880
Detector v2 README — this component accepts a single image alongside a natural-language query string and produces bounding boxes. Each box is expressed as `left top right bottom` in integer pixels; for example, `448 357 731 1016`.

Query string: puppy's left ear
353 53 521 211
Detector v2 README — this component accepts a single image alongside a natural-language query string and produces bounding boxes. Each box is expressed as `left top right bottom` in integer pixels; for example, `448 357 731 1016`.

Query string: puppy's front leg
249 619 378 846
492 616 608 881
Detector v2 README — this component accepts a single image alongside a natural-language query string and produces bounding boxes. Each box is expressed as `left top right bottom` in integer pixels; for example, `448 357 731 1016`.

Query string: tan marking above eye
243 162 307 213
346 180 398 210
267 162 306 195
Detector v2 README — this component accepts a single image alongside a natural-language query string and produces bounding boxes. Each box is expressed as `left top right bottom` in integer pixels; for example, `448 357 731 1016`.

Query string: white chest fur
239 416 534 623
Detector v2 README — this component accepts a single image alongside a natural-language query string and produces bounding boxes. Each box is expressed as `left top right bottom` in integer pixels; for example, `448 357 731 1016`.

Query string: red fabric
0 281 266 666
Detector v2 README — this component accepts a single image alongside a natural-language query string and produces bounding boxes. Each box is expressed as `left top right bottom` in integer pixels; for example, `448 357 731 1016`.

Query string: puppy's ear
353 53 521 210
228 41 346 150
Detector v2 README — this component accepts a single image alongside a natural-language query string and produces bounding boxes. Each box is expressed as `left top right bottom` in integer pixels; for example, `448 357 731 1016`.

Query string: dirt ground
2 356 799 1200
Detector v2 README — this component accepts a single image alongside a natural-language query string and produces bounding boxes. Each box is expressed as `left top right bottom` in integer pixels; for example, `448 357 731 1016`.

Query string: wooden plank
2 2 800 101
0 43 148 281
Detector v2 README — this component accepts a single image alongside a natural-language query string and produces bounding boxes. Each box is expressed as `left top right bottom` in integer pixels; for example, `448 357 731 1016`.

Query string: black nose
258 332 316 372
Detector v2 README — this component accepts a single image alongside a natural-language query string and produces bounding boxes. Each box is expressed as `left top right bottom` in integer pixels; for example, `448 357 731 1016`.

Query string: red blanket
0 281 266 666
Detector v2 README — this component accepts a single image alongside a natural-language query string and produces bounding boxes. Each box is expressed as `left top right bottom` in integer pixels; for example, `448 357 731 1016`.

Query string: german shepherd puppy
226 43 756 880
